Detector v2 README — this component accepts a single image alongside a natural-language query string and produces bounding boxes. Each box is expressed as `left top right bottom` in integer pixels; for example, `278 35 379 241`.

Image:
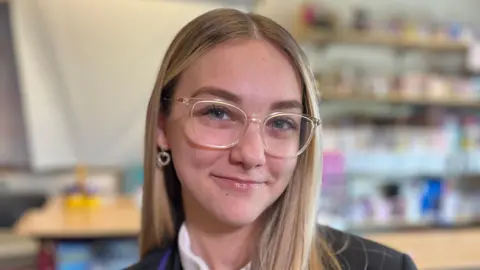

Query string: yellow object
84 195 101 208
63 164 102 209
462 137 473 150
65 194 85 208
64 194 102 209
403 22 418 41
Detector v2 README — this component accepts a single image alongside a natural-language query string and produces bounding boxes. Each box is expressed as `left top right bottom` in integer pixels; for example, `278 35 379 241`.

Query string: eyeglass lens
183 100 314 157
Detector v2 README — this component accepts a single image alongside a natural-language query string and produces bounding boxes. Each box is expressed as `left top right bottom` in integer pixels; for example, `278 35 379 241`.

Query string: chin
212 200 266 227
216 213 261 227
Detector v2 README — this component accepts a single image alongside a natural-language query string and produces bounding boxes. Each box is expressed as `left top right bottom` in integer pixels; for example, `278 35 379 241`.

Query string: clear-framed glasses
166 97 321 158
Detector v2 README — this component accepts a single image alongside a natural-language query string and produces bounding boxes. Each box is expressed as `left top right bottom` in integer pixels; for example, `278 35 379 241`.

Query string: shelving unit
299 8 480 261
301 28 469 52
352 217 480 236
320 89 480 108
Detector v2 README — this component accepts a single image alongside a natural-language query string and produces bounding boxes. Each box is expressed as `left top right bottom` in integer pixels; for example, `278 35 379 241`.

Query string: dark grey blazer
127 226 418 270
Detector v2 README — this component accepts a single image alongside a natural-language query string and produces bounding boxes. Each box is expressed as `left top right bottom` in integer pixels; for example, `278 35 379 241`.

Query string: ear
157 114 170 150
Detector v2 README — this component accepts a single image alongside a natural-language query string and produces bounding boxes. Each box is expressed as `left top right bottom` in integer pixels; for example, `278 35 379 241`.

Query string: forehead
174 39 302 105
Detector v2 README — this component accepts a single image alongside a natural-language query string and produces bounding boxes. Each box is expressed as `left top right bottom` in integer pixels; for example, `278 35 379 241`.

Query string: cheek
177 148 222 173
268 158 297 185
167 123 223 182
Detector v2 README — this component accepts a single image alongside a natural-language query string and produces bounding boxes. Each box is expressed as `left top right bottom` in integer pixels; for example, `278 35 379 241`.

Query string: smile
210 174 264 193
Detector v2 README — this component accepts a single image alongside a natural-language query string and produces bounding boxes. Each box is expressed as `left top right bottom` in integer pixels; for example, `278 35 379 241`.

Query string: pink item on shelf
302 4 316 25
323 151 344 174
322 151 345 186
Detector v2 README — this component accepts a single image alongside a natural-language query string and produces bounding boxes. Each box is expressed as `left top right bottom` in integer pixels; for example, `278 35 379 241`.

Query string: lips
210 174 264 193
211 174 264 184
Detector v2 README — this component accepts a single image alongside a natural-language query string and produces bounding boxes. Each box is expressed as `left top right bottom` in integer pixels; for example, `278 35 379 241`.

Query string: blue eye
269 118 297 130
204 105 231 120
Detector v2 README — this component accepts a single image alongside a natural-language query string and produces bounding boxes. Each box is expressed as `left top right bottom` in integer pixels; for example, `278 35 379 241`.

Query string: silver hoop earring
157 149 171 167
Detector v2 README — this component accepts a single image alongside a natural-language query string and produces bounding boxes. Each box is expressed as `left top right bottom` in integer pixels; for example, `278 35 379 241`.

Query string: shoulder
318 226 417 270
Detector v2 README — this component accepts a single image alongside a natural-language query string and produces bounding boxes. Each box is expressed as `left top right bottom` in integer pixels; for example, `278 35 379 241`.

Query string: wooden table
366 229 480 270
13 196 141 268
14 197 480 269
14 196 140 239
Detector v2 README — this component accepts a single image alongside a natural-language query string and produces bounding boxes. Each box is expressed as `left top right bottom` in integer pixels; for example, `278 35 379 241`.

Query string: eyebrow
190 86 303 111
270 100 303 111
191 86 241 103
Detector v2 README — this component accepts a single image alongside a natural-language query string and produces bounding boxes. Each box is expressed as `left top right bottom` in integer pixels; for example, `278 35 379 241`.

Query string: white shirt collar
178 223 251 270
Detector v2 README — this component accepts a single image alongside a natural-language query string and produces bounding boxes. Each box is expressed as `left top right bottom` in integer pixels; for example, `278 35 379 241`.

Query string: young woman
129 8 417 270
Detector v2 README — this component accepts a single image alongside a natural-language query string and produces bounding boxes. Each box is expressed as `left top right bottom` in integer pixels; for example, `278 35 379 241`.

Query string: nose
230 122 266 170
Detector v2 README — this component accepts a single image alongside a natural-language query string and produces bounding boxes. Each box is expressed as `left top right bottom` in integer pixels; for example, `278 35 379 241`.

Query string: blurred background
1 0 480 269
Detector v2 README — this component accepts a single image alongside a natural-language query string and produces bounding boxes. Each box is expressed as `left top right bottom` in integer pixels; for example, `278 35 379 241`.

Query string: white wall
10 0 77 170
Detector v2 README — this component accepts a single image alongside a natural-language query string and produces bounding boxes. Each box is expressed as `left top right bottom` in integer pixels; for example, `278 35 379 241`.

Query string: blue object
448 22 463 40
56 242 92 270
420 178 444 220
56 239 139 270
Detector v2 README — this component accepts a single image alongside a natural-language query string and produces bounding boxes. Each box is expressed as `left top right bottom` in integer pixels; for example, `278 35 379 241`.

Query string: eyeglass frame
163 97 322 158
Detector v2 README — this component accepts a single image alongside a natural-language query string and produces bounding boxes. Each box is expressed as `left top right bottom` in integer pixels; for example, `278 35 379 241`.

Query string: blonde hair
140 8 340 270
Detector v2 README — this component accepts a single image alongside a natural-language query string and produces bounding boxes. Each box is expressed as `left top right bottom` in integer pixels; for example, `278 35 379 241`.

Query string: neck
182 192 260 269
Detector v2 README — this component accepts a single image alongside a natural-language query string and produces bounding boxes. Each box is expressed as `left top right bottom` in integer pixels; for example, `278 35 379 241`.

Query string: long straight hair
140 8 340 270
